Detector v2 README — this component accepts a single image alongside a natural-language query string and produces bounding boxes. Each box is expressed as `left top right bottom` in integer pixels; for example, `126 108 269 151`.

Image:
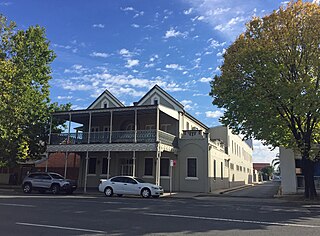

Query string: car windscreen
134 178 146 183
50 173 64 179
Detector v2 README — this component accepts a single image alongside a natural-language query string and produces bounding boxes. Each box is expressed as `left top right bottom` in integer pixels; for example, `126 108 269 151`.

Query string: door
120 159 133 176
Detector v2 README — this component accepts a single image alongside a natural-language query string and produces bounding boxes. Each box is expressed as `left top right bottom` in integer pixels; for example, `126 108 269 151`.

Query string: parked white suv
22 172 77 194
98 176 164 198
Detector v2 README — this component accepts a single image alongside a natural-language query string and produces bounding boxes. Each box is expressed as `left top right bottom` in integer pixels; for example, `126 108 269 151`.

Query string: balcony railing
50 130 178 147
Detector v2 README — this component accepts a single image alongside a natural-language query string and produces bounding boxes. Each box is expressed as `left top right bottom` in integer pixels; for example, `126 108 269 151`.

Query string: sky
1 0 301 163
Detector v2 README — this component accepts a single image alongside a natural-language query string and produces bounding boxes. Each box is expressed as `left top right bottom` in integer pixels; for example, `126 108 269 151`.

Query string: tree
260 166 274 181
0 15 68 166
210 1 320 199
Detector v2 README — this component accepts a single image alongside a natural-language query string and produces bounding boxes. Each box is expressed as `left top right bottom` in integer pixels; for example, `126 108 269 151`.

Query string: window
88 158 97 174
186 122 189 130
126 123 134 130
145 124 155 130
160 158 169 176
101 99 109 108
151 95 160 105
102 158 108 175
103 126 110 132
91 127 99 132
221 162 223 180
230 163 234 170
144 158 153 176
213 160 216 180
160 124 171 132
187 158 197 177
236 165 239 171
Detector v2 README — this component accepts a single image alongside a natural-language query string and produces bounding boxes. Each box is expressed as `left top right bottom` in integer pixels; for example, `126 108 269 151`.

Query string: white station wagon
98 176 164 198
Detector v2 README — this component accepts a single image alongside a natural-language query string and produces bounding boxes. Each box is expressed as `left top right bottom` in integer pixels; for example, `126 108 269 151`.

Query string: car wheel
104 187 113 197
23 183 32 194
51 184 60 194
117 194 123 197
141 188 151 198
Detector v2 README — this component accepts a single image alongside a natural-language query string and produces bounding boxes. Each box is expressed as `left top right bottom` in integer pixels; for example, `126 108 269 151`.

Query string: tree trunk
302 157 317 199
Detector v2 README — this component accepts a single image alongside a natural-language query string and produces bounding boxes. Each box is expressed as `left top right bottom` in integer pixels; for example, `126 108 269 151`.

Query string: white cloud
121 7 134 11
64 64 89 74
208 39 226 48
90 52 109 58
216 48 226 57
181 100 194 110
165 64 184 70
205 110 223 118
92 24 105 28
57 95 73 100
125 59 139 68
164 27 187 39
131 24 140 28
145 63 154 68
252 140 279 163
193 93 207 97
184 8 193 15
206 7 231 16
199 77 212 83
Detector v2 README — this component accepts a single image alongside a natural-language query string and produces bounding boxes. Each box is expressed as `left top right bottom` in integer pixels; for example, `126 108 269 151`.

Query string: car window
134 178 146 183
111 177 125 183
33 174 43 179
125 177 137 184
50 173 64 179
41 174 51 180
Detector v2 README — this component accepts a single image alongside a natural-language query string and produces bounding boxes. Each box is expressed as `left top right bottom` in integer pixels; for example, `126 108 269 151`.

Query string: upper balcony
50 129 178 147
48 105 181 149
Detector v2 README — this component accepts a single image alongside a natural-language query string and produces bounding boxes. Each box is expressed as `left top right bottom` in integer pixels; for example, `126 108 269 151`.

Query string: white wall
279 147 297 194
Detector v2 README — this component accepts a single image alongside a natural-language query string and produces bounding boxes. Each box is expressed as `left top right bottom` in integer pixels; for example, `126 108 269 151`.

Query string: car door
123 177 140 195
109 177 125 194
41 174 53 188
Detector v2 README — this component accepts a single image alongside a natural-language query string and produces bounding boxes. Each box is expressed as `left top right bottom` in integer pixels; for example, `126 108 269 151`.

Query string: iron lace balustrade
50 130 175 145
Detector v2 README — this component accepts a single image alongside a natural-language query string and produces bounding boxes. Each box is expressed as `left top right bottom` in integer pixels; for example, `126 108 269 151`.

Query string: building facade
46 85 253 193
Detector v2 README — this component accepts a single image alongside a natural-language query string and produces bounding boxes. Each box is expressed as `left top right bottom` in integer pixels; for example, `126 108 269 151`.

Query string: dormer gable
136 85 184 111
87 89 124 109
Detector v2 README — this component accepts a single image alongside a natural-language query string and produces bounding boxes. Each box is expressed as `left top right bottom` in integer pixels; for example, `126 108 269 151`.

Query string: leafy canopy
210 1 320 158
0 15 70 166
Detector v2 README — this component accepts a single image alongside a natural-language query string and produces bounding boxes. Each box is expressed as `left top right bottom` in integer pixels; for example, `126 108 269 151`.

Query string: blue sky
1 0 297 163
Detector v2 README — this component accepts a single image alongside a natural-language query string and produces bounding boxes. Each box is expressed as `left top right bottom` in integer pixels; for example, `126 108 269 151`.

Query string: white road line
0 203 35 207
145 213 320 228
16 222 106 233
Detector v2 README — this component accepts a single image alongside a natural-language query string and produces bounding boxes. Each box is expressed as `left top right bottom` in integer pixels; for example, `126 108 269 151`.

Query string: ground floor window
144 158 153 176
160 158 170 176
88 158 97 174
187 157 197 178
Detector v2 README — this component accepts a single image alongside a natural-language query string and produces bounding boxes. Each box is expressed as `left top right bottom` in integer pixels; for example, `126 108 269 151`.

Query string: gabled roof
87 89 124 109
136 85 184 110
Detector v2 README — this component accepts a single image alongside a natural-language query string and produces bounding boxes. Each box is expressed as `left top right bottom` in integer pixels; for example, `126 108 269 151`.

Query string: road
224 181 281 198
0 189 320 235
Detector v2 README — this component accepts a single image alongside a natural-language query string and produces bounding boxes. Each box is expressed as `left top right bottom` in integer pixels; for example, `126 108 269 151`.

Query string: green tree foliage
210 1 320 199
0 15 70 166
260 166 274 180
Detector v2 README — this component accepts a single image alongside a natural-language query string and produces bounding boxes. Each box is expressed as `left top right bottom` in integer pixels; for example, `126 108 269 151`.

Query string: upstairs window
151 95 160 105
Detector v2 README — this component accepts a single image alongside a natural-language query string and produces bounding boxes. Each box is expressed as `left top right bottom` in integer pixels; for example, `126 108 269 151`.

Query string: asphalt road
224 181 281 198
0 189 320 236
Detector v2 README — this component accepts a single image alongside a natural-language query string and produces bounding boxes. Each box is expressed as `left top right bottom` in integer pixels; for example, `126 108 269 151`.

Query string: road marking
145 213 320 228
16 222 106 233
0 203 35 207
